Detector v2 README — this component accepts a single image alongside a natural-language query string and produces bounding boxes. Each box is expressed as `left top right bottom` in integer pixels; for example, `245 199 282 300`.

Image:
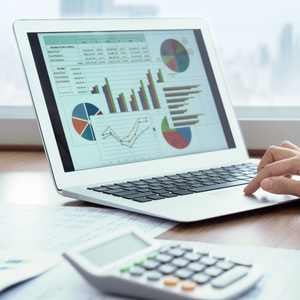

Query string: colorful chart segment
72 103 102 141
161 117 192 149
161 39 190 73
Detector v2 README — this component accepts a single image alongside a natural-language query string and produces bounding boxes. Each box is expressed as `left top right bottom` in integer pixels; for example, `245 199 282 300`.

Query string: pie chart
161 39 190 73
161 117 191 149
72 103 102 141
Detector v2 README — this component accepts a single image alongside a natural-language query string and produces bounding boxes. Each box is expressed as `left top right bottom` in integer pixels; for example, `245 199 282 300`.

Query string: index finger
244 157 298 195
257 146 296 172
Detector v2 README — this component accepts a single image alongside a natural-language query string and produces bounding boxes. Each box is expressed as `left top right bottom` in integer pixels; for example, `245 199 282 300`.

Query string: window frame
0 105 299 150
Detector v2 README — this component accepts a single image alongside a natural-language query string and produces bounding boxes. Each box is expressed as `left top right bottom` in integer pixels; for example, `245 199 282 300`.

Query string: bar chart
100 69 163 113
164 84 202 127
160 84 203 149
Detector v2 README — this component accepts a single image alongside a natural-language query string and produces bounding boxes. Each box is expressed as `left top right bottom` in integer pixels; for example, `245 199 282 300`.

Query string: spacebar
189 180 249 193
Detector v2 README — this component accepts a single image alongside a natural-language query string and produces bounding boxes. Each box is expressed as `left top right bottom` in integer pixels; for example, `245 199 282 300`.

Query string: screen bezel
14 18 248 191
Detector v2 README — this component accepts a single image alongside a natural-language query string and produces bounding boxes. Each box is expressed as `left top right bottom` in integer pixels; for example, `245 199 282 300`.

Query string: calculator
0 253 57 293
63 230 263 300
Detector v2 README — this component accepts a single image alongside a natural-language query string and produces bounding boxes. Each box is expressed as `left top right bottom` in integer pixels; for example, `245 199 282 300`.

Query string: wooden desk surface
2 151 300 250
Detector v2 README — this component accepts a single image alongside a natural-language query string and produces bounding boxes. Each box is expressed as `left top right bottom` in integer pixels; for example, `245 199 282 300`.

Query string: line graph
101 117 150 148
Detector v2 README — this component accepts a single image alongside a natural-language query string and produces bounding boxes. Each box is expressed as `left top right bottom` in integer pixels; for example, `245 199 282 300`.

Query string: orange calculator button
163 277 180 287
181 281 197 292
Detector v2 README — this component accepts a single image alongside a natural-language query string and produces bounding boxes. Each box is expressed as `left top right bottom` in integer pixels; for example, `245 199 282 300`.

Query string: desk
2 151 300 250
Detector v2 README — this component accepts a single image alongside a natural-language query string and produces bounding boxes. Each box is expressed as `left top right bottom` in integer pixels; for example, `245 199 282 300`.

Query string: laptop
14 18 297 222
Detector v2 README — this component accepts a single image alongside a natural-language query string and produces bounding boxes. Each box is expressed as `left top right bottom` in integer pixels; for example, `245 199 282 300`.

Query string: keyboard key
168 248 185 257
181 281 197 292
129 266 145 277
201 257 218 266
170 189 191 196
147 194 165 200
172 258 189 268
142 260 160 270
211 266 249 289
216 261 234 271
192 273 210 284
159 264 177 275
175 269 193 279
156 254 173 264
163 277 180 287
158 192 177 198
89 186 109 192
147 271 162 281
204 266 223 277
184 252 201 262
159 246 172 253
181 246 193 252
187 262 205 273
229 257 253 267
131 197 152 203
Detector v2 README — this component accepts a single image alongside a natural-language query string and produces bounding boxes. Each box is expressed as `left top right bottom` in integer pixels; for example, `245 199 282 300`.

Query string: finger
260 176 300 196
257 145 297 172
244 157 300 195
280 140 300 151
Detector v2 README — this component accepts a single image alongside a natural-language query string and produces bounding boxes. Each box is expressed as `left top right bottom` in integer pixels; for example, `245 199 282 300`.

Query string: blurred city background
1 0 300 106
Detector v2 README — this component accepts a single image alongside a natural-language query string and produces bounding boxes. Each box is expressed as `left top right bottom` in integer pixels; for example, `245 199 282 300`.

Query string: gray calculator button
175 269 193 279
197 250 209 256
181 246 193 252
172 258 189 268
156 254 173 264
192 273 210 284
213 254 226 260
204 266 223 277
211 266 249 289
168 248 185 257
184 252 201 262
143 260 160 270
129 266 145 277
216 261 234 271
201 256 217 266
159 264 177 275
159 246 172 253
170 244 180 249
187 262 205 273
229 258 253 267
147 271 162 281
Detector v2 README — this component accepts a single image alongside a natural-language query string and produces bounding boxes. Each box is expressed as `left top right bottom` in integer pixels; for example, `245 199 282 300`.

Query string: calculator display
82 233 149 267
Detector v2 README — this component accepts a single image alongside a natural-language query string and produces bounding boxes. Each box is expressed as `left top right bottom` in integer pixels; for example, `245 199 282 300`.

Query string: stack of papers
0 204 176 255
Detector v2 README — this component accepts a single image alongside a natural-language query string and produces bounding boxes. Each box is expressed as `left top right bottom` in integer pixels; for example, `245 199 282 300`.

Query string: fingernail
261 178 273 190
243 186 251 195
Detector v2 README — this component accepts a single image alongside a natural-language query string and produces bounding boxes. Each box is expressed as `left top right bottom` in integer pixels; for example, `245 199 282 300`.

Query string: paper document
2 241 300 299
0 205 176 255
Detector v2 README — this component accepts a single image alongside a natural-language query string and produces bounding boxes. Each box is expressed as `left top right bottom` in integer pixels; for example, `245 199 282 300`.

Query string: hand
244 141 300 196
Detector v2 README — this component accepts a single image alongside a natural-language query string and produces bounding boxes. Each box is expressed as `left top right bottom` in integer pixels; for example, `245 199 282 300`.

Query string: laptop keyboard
88 163 257 203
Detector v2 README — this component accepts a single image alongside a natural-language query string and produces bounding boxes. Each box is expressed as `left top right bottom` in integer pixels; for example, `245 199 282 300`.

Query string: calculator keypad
120 244 252 295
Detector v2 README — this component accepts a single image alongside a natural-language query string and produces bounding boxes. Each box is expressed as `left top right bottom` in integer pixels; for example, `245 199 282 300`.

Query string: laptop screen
28 29 235 172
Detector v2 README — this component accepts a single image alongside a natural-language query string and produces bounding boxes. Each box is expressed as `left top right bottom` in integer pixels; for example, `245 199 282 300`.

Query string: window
1 0 300 148
2 0 300 106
